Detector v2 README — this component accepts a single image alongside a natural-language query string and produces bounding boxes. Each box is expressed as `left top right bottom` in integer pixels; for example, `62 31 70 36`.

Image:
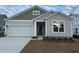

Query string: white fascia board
44 13 56 19
8 20 32 21
7 20 33 22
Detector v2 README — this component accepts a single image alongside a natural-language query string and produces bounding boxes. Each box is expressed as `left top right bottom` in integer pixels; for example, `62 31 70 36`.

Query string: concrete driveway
0 37 31 53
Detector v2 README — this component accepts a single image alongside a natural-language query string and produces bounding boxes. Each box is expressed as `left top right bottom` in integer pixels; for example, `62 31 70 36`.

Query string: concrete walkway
0 37 31 53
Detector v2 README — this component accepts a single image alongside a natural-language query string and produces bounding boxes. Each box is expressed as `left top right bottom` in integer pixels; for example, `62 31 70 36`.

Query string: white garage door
7 26 33 36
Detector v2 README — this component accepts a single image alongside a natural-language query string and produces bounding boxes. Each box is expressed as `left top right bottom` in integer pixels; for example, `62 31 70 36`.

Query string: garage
6 20 34 36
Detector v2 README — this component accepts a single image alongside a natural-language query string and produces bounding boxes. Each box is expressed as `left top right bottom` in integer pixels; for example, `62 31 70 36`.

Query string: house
70 6 79 36
70 14 79 36
0 14 7 33
5 6 73 38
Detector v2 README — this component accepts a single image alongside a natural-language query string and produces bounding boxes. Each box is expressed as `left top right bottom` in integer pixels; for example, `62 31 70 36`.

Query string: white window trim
52 20 65 33
33 11 40 15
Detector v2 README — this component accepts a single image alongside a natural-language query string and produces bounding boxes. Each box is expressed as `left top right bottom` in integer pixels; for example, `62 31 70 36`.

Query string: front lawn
21 38 79 53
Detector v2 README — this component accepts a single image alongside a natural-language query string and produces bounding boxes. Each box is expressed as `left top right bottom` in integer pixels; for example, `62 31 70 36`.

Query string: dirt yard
21 38 79 53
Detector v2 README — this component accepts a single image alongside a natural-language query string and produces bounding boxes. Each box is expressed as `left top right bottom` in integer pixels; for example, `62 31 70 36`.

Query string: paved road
0 37 31 53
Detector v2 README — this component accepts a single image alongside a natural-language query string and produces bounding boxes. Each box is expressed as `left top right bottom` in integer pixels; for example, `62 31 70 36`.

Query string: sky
0 5 78 17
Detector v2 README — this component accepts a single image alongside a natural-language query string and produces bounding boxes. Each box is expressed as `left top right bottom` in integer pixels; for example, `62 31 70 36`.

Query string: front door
37 22 45 36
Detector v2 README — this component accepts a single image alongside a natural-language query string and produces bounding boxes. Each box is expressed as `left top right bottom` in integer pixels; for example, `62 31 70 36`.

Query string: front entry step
32 36 43 40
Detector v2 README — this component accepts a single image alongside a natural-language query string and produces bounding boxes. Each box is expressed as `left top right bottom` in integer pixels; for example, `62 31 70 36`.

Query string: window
53 21 58 32
59 22 64 32
33 10 40 15
53 21 64 32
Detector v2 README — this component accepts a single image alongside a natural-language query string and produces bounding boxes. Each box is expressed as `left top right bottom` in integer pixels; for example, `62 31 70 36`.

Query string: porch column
34 21 36 36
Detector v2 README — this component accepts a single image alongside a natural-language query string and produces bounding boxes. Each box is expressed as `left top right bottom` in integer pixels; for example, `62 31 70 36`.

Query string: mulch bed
21 39 79 53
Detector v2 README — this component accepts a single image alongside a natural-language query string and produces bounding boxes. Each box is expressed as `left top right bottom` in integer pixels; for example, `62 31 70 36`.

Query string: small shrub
0 32 5 37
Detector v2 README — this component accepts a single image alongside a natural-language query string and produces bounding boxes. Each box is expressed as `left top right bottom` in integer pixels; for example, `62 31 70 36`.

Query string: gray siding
46 14 72 37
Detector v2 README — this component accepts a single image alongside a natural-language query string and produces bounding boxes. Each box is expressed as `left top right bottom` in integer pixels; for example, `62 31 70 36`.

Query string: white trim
4 20 7 36
34 21 36 36
71 21 73 37
8 20 33 21
45 20 47 37
35 19 45 22
33 10 40 15
44 13 56 19
52 20 65 33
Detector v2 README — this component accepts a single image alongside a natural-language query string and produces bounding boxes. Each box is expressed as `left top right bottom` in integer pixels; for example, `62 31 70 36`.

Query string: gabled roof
5 5 72 21
6 6 48 20
57 11 72 19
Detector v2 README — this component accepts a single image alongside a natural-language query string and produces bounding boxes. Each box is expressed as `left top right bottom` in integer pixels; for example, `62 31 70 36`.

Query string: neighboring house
70 7 79 36
0 14 7 33
5 6 73 37
62 6 78 36
70 14 79 35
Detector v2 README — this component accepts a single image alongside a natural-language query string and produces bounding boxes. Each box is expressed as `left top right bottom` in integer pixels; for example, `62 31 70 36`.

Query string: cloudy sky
0 5 78 17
